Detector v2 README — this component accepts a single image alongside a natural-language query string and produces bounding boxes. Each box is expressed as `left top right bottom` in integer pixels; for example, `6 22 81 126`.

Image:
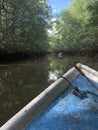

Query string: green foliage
0 0 50 55
68 0 92 26
49 0 98 55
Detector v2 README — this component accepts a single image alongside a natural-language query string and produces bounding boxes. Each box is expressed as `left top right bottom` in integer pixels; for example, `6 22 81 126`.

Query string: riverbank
52 49 98 58
0 48 98 63
0 50 46 63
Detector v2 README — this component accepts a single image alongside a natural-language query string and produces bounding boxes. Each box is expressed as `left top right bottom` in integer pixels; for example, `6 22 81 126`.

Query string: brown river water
0 55 98 126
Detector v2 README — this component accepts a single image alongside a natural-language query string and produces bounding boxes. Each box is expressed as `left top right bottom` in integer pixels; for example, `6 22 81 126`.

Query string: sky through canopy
50 0 73 14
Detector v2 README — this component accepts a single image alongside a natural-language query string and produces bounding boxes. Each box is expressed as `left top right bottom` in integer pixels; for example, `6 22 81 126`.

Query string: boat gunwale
77 63 98 83
0 63 98 130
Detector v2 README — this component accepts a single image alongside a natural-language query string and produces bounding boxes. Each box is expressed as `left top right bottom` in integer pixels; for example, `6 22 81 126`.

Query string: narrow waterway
0 55 98 126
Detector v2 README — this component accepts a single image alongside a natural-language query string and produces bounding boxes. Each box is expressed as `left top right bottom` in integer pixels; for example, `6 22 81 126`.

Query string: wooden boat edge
0 63 98 130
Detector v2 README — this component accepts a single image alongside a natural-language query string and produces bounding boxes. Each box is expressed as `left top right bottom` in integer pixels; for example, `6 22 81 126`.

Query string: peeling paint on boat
25 75 98 130
0 63 98 130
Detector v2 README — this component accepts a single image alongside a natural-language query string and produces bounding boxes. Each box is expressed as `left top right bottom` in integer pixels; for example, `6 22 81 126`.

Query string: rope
61 76 73 88
75 65 98 91
61 76 98 99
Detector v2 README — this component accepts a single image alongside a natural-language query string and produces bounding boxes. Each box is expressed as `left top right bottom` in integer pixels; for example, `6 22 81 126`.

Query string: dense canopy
0 0 98 58
49 0 98 56
0 0 50 57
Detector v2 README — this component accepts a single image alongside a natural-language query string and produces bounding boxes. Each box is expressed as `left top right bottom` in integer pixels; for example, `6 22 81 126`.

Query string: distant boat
1 63 98 130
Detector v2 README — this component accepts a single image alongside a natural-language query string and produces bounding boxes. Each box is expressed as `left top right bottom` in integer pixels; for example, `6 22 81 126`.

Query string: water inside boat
25 74 98 130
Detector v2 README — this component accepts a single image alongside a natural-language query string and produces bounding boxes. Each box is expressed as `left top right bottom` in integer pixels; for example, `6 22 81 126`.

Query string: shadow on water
0 55 98 126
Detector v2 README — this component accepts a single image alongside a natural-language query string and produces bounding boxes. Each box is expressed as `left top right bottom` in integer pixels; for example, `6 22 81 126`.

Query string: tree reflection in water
48 70 58 84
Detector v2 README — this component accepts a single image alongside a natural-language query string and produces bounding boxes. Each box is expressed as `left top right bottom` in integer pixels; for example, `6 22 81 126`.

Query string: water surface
0 55 98 126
